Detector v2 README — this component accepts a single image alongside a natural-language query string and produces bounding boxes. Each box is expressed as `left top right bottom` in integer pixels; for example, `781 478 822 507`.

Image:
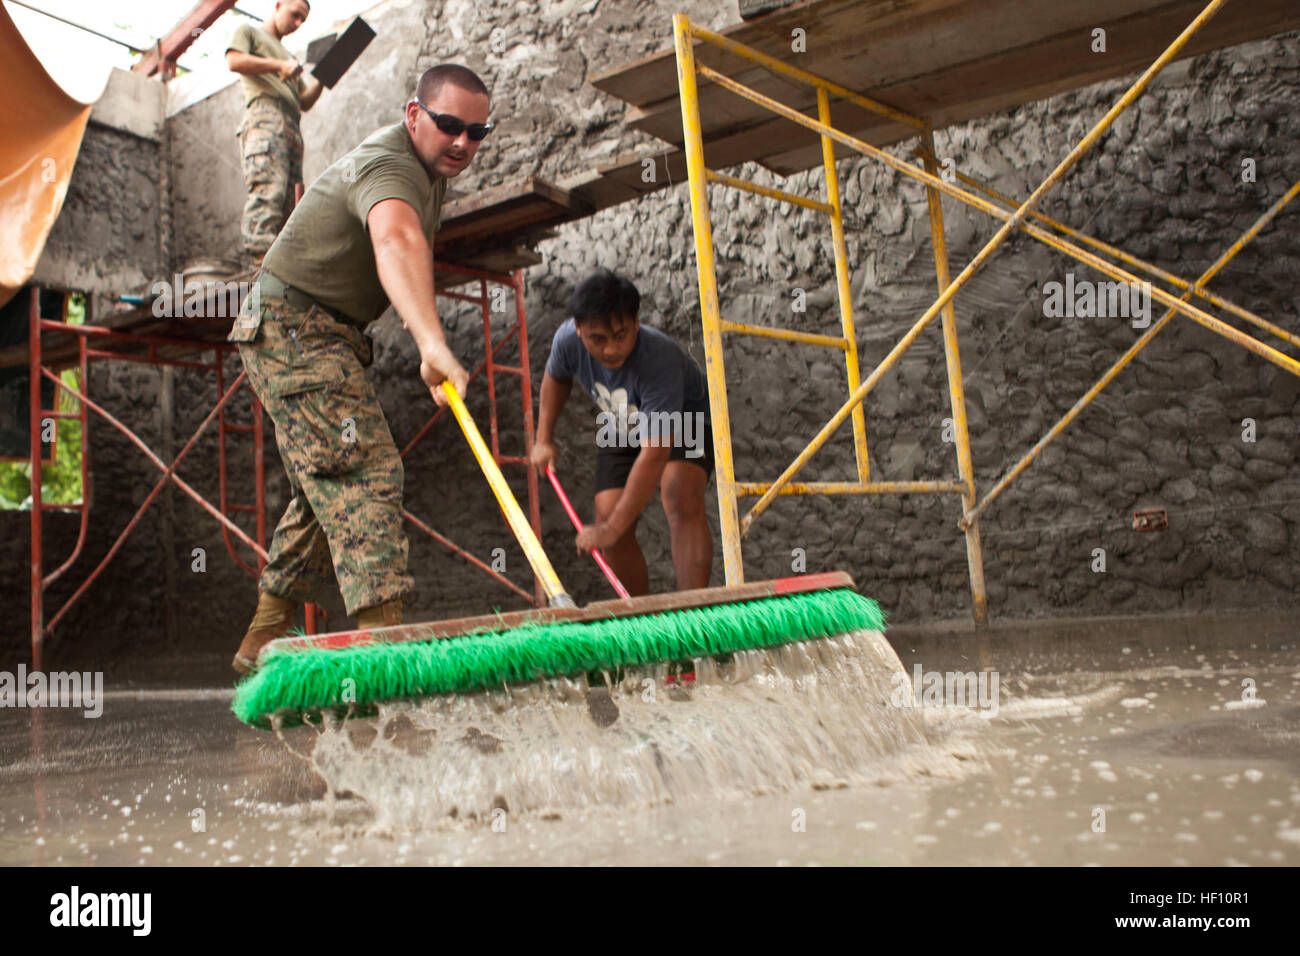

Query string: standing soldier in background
226 1 324 267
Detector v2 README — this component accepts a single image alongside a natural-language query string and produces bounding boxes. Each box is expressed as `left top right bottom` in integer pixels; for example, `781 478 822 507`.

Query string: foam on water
280 630 987 829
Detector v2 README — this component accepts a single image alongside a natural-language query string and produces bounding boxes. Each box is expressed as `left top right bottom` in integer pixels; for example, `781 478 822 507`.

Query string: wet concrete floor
2 612 1297 866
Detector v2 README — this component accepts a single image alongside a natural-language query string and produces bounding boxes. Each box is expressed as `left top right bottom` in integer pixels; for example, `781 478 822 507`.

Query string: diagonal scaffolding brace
961 179 1300 531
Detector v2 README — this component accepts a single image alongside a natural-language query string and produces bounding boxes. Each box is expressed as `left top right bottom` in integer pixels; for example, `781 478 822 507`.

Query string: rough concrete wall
408 0 737 188
168 85 246 270
31 122 165 297
524 28 1300 621
19 3 1300 667
562 37 1300 621
528 35 1300 621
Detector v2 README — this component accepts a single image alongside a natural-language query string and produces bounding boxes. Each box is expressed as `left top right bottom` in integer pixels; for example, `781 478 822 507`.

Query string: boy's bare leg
595 487 649 596
661 461 712 591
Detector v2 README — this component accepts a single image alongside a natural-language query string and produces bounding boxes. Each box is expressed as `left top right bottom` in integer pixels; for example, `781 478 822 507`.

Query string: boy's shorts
594 419 715 494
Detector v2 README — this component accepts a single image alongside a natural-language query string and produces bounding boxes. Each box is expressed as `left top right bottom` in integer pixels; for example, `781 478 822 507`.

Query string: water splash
286 630 983 829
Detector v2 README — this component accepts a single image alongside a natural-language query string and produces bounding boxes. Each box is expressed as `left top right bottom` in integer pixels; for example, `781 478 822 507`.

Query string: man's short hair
572 271 640 328
279 0 310 11
417 64 490 103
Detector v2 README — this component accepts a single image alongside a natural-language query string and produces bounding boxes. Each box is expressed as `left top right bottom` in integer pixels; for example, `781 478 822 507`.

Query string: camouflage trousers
230 288 412 614
238 98 304 259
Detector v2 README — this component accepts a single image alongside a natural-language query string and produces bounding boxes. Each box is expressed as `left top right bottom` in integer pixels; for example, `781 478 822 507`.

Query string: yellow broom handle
443 382 574 608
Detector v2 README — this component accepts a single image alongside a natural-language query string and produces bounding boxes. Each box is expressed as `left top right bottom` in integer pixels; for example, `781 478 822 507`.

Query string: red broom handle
546 465 631 599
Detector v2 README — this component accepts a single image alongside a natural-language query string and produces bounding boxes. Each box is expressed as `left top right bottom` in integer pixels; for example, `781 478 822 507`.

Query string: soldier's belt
259 271 351 325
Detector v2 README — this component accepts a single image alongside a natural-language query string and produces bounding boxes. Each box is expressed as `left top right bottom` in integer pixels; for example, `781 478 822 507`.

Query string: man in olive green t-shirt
226 1 324 264
226 65 494 675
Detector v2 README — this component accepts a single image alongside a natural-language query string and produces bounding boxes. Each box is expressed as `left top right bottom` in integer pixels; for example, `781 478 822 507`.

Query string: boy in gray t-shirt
531 271 714 596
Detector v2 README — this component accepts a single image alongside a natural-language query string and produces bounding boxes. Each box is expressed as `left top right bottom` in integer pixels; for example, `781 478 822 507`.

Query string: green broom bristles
231 588 886 729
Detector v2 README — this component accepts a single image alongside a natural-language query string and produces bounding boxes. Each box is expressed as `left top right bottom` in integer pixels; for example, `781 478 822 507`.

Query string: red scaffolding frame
25 264 543 668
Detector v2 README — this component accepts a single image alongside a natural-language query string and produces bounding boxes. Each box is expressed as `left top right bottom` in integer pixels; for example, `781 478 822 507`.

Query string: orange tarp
0 3 93 308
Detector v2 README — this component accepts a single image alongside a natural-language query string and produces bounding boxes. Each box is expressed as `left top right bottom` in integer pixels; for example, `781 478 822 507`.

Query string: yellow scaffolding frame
671 1 1299 627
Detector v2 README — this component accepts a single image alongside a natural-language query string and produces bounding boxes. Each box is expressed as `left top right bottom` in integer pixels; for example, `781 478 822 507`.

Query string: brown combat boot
232 591 299 675
355 599 403 630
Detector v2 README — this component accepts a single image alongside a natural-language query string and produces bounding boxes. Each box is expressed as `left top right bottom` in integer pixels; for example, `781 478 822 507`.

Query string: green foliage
0 295 85 510
0 465 28 510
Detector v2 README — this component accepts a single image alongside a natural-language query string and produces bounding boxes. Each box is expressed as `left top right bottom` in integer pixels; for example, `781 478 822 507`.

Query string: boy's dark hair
571 271 640 328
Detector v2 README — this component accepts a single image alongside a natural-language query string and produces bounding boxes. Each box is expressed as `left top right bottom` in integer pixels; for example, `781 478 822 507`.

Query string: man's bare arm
536 373 572 445
367 198 468 406
226 50 300 79
600 443 673 540
299 76 324 111
529 372 572 473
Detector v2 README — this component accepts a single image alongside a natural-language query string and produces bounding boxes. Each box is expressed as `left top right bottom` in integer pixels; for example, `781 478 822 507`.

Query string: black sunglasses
414 99 494 141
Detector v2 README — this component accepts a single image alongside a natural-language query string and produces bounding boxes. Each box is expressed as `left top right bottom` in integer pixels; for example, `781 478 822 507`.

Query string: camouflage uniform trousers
231 292 412 614
238 97 304 259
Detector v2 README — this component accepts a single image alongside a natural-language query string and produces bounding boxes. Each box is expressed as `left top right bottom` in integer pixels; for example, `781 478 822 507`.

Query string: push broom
232 384 887 729
545 463 631 599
